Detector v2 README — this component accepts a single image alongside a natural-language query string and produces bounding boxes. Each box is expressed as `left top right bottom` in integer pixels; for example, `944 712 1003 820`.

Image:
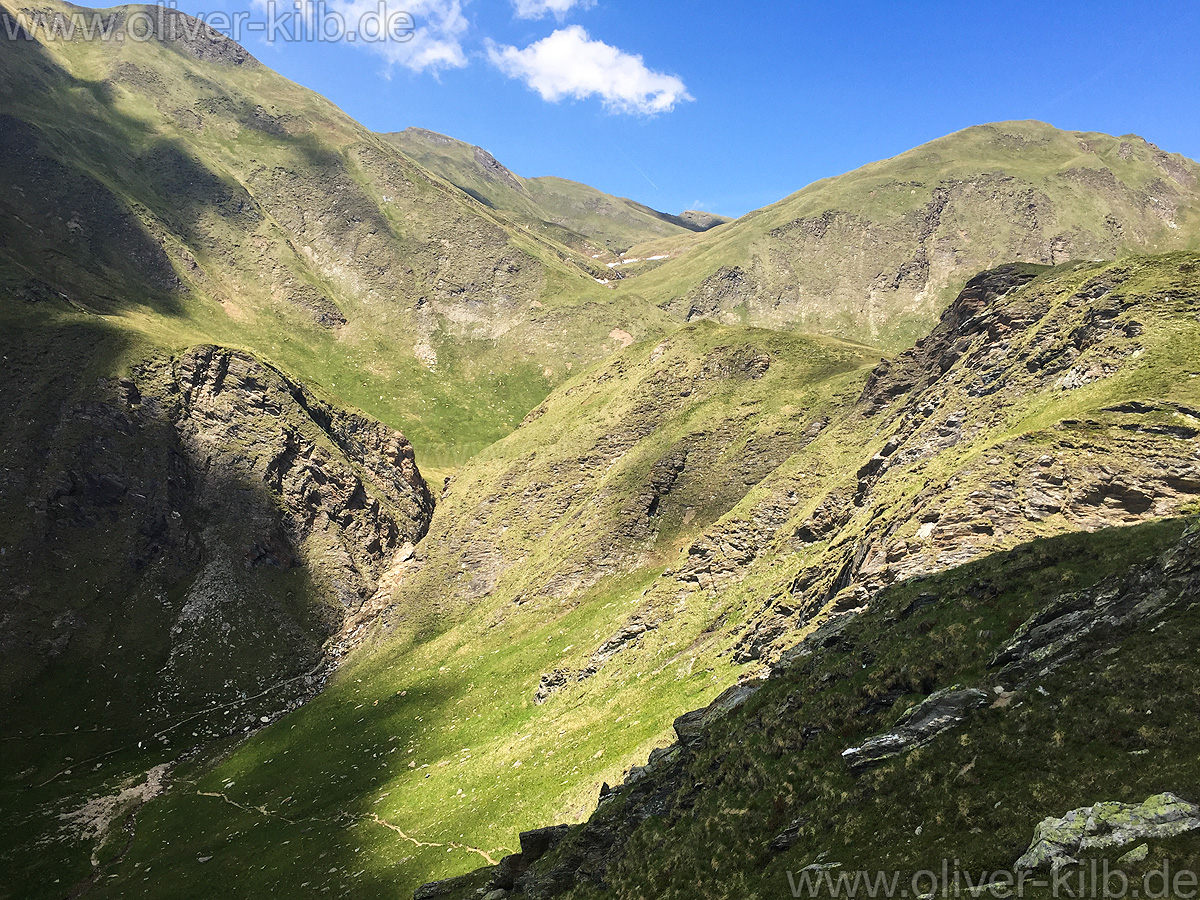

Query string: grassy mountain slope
382 128 723 258
54 324 879 900
0 0 673 468
619 121 1200 350
444 515 1200 900
52 252 1200 900
4 6 1200 898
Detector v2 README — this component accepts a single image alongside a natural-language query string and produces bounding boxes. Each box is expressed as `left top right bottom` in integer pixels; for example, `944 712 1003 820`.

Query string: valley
1 4 1199 899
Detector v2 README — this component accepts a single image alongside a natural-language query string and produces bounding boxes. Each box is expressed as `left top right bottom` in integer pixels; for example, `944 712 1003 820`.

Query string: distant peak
678 210 730 231
471 145 522 188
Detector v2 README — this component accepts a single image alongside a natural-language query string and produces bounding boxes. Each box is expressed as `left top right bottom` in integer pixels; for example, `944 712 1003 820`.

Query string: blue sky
174 0 1200 218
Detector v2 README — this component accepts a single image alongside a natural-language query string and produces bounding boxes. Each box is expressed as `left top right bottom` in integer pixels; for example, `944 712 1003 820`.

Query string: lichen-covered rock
1117 844 1150 867
1016 793 1200 871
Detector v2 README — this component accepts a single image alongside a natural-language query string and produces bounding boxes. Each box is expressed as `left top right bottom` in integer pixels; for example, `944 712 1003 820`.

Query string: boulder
1016 793 1200 871
673 680 763 746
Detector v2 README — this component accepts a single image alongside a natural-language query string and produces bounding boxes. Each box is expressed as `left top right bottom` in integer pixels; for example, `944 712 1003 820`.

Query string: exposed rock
988 526 1200 681
534 669 574 705
768 816 810 853
1016 793 1200 872
519 825 570 862
840 687 990 771
673 680 763 746
674 265 757 322
0 342 433 737
1118 844 1150 867
677 210 728 232
170 345 433 609
467 825 570 896
413 872 482 900
535 620 658 703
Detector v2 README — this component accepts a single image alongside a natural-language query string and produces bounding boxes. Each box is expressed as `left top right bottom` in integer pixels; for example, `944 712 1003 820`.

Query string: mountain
406 253 1200 899
428 515 1200 899
0 0 675 469
2 4 1200 899
23 252 1192 900
619 120 1200 349
382 128 726 258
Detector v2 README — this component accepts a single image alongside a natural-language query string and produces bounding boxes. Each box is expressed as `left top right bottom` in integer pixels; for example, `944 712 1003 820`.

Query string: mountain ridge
2 8 1200 899
382 126 728 258
618 119 1200 348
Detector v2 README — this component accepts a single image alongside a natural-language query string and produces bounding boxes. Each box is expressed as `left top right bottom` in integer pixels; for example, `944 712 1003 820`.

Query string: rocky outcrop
536 620 658 703
0 343 433 738
990 520 1200 682
673 680 763 746
677 210 729 232
675 266 758 322
167 345 434 607
656 258 1200 667
839 686 990 771
1016 794 1200 872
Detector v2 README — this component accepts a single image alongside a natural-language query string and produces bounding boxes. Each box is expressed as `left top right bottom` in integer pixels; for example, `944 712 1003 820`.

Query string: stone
673 680 763 746
1117 844 1149 867
768 816 809 853
413 872 482 900
1016 793 1200 871
518 824 569 863
841 687 990 771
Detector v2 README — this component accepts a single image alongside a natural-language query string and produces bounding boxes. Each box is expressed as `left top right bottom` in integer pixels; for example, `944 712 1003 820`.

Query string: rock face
0 344 433 737
168 346 433 608
1016 794 1200 872
648 257 1200 667
839 687 990 771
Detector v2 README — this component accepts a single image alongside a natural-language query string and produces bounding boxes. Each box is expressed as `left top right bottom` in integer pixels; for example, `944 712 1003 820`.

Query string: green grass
41 252 1195 900
87 567 735 900
381 128 697 257
619 121 1200 351
544 517 1200 900
5 8 1200 898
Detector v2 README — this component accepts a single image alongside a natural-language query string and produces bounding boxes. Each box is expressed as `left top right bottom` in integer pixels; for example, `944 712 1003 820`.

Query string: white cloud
289 0 468 71
487 26 692 114
511 0 596 20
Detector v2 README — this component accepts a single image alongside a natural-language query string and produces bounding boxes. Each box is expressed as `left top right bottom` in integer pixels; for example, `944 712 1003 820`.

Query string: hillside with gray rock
425 517 1200 899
